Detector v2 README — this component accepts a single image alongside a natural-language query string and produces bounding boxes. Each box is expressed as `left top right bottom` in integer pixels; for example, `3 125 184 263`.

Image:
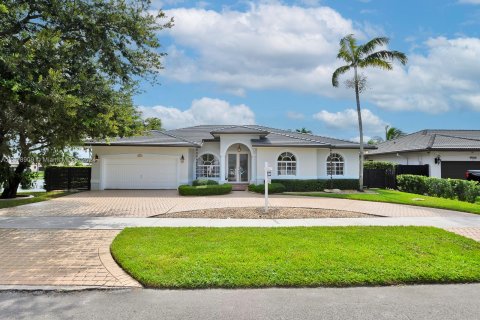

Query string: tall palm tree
385 125 405 141
332 35 407 191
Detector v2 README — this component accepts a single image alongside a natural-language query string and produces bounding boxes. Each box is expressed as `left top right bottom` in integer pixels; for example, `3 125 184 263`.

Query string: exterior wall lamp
180 155 185 163
434 155 441 164
94 154 99 163
237 144 242 152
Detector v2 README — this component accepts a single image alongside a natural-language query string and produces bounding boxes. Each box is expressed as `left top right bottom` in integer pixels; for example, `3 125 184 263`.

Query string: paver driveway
0 190 476 218
0 229 140 288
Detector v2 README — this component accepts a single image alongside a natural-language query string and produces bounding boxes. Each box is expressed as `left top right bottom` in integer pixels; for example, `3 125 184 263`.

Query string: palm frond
364 50 408 65
331 65 351 87
337 34 356 63
358 56 392 70
358 37 389 56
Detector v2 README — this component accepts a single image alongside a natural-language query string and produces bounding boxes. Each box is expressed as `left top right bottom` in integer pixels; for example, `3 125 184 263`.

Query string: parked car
465 170 480 182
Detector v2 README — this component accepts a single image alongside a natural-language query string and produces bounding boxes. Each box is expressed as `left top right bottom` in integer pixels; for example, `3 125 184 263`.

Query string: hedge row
397 174 480 203
248 183 286 194
178 184 232 196
192 179 218 186
364 161 396 170
272 179 359 192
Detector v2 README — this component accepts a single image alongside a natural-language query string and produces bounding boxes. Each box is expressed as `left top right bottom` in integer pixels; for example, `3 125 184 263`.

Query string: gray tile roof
87 125 371 149
367 130 480 155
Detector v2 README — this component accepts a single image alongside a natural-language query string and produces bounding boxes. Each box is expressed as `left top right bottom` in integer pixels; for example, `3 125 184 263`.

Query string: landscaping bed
178 184 232 196
111 226 480 288
152 207 372 219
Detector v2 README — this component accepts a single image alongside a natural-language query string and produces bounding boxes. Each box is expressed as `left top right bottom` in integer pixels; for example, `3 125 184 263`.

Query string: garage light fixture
237 144 241 152
94 154 99 163
434 155 441 164
180 155 185 163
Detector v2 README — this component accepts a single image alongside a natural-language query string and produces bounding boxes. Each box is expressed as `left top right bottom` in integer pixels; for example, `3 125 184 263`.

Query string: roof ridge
426 133 436 149
162 130 201 146
253 125 351 145
434 133 480 142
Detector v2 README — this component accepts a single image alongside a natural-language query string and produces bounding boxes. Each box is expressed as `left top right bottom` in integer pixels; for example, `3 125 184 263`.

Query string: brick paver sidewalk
0 229 140 288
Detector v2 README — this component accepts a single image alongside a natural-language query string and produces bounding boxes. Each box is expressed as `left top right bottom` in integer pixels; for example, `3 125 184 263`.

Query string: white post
264 161 272 213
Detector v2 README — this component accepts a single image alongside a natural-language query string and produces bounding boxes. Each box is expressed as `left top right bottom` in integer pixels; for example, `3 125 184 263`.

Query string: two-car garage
102 155 179 189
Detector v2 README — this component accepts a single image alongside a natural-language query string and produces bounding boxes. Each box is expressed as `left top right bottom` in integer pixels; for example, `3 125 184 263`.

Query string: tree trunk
354 66 364 192
0 161 27 199
1 133 29 199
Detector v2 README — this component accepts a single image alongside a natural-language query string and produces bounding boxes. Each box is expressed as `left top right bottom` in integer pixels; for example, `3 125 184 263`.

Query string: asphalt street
1 284 479 320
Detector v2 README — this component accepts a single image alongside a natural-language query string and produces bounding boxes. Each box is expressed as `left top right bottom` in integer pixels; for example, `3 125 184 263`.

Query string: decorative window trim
196 153 220 178
277 151 297 176
326 152 345 176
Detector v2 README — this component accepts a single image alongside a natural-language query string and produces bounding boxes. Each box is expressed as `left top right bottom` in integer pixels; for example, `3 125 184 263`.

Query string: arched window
327 153 344 176
196 154 220 178
277 152 297 176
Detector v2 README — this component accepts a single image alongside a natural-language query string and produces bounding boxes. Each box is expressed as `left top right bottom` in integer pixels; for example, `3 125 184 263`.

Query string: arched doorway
226 143 250 183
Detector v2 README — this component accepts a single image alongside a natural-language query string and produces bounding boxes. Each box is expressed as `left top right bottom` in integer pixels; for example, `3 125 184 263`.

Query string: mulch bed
153 207 375 219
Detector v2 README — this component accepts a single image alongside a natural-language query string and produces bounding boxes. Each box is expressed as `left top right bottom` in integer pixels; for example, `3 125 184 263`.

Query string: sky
135 0 480 141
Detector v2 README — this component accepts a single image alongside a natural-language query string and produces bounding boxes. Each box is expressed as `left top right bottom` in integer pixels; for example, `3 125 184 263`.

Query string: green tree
385 125 405 141
295 127 312 134
144 117 163 131
0 0 172 198
332 35 407 191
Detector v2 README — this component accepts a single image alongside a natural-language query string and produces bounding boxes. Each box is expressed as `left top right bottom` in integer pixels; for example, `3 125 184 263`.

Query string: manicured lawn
0 191 73 209
287 189 480 215
111 227 480 288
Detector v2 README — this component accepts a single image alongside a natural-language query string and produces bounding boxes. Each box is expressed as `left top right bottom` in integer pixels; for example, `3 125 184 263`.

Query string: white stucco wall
254 147 359 183
90 146 191 190
366 151 480 178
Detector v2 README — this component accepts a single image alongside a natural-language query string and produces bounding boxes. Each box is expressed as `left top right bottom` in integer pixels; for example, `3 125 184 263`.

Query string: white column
220 154 226 184
251 148 257 184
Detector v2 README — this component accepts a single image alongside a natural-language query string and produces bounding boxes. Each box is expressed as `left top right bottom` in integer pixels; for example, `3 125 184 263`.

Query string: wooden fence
44 167 91 191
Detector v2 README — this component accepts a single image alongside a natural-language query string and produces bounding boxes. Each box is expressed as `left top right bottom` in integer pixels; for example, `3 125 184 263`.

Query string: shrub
397 174 480 203
272 179 359 192
364 161 396 170
396 175 428 195
178 184 232 196
248 183 286 194
192 179 218 186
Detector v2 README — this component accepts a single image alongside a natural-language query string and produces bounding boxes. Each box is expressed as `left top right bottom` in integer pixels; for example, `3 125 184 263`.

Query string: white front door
227 153 249 182
103 156 178 189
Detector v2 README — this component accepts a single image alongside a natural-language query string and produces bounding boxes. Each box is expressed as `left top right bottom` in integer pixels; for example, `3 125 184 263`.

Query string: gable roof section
368 130 480 155
87 124 371 149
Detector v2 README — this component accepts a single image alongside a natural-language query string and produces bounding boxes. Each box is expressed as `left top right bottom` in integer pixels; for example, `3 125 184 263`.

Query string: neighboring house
365 130 480 179
87 125 372 190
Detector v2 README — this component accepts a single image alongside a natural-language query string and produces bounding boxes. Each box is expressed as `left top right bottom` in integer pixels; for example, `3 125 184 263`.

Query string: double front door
227 153 249 182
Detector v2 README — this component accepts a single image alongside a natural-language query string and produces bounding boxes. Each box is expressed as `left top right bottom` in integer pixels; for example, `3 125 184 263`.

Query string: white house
87 125 371 190
365 130 480 179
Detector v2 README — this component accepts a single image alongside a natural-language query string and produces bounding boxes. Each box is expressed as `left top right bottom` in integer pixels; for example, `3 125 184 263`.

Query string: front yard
287 189 480 215
0 191 73 209
111 226 480 288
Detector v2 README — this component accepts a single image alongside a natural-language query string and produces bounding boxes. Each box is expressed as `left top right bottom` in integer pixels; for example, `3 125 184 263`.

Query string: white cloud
139 97 255 129
162 4 368 97
313 108 387 135
287 111 305 120
161 4 480 114
458 0 480 4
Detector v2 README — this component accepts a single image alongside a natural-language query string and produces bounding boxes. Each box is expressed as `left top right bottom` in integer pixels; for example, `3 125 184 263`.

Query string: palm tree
332 35 407 191
296 127 312 134
385 125 405 141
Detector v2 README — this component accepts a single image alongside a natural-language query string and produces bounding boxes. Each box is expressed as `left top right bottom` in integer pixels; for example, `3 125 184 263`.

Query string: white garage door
104 156 178 189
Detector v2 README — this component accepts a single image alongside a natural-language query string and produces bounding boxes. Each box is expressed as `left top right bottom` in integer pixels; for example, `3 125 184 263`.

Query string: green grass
287 189 480 215
111 226 480 288
0 191 73 209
